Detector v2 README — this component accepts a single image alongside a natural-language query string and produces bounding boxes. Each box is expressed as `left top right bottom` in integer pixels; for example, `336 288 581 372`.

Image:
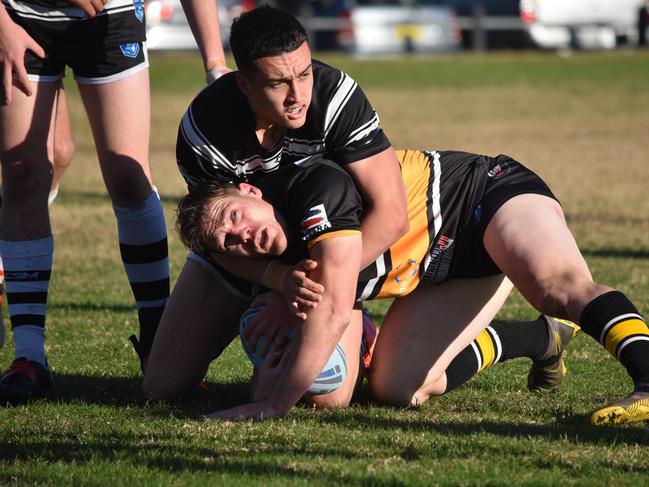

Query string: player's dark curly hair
229 5 308 74
176 181 237 256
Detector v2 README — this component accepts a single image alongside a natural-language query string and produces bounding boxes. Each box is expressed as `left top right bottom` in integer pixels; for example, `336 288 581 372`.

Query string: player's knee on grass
143 364 207 401
369 369 444 407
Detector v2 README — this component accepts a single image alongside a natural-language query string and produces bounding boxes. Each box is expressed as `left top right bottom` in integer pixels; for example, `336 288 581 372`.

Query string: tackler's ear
238 182 263 199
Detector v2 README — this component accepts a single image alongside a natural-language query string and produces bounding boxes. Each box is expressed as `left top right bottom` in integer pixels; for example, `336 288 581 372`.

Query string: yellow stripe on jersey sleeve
307 230 362 249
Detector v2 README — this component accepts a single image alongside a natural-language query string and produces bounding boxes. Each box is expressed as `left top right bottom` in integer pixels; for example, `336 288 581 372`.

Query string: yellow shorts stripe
307 230 362 249
603 318 649 357
475 329 496 371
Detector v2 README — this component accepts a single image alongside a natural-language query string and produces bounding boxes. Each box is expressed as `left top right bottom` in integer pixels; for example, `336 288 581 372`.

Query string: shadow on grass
318 408 649 446
5 373 251 417
48 302 136 313
0 418 648 481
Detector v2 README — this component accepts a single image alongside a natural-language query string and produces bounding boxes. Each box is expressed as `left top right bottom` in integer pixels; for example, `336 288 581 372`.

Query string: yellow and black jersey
259 150 556 301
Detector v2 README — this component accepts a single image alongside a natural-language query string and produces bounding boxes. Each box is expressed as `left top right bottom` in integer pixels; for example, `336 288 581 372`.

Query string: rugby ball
239 306 347 395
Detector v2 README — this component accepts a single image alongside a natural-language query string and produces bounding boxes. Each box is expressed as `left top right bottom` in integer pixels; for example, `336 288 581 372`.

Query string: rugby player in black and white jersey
0 0 238 402
143 6 410 402
176 150 649 426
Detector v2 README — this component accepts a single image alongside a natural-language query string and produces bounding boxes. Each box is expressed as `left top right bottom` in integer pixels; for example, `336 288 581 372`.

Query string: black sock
444 318 548 393
580 291 649 389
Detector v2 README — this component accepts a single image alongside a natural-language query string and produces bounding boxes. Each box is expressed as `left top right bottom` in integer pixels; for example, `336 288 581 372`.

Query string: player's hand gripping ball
239 307 347 395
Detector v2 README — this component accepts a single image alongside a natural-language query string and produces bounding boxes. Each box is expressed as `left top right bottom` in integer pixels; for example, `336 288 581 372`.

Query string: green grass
2 50 649 486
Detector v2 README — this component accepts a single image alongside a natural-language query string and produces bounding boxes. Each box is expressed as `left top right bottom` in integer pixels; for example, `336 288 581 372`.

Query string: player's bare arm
0 4 45 104
179 0 231 81
204 233 362 420
345 146 409 268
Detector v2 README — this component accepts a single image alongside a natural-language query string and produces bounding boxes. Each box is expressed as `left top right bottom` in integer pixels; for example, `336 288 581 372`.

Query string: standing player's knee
1 153 53 196
104 157 153 205
53 136 75 173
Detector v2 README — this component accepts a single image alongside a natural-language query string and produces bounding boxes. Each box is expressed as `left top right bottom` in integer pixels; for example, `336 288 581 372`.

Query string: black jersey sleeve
286 162 364 247
175 75 245 188
314 63 392 165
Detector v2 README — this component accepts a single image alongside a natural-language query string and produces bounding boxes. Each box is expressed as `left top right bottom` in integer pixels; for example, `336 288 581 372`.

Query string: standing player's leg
484 193 649 424
49 82 75 204
77 67 169 369
0 81 73 350
0 80 59 402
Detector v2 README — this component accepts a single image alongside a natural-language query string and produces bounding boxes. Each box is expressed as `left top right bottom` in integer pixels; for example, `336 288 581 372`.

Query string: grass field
1 49 649 486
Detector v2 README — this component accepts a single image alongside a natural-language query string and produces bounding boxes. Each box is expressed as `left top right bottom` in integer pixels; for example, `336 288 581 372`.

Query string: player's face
203 189 289 258
238 41 314 131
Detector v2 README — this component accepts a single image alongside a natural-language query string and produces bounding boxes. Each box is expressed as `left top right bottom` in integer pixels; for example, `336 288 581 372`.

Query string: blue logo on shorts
120 43 141 58
134 0 145 22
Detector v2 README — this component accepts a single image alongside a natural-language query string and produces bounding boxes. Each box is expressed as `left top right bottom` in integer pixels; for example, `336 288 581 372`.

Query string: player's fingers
13 64 32 97
293 288 322 303
2 63 13 104
26 38 46 59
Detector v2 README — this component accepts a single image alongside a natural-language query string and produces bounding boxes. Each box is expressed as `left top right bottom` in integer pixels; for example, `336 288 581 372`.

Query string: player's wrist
261 261 289 294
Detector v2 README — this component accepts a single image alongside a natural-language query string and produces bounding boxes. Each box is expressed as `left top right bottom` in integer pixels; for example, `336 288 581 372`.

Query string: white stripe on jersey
430 151 443 235
344 112 380 147
421 151 442 274
180 108 235 177
284 137 325 157
236 149 282 176
324 71 358 138
3 0 135 21
358 254 386 301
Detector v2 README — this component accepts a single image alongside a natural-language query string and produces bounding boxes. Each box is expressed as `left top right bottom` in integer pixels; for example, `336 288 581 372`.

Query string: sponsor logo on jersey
119 43 141 58
487 162 509 178
394 259 419 293
429 235 454 265
301 203 331 240
134 0 145 22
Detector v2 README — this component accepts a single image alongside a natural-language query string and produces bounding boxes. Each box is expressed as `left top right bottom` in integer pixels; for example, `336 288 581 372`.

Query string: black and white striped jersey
2 0 140 21
175 59 391 188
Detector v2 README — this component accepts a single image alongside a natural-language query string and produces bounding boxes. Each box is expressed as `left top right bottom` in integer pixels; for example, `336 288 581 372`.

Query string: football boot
0 357 54 404
590 389 649 425
527 315 580 391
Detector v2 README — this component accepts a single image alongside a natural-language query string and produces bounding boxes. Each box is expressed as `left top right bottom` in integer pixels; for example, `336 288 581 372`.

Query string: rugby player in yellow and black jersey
178 148 649 425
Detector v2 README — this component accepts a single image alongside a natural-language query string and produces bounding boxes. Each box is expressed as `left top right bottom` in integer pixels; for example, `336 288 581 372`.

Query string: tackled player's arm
207 232 362 420
345 146 409 269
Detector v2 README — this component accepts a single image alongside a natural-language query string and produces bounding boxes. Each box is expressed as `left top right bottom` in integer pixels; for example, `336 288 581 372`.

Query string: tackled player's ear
238 182 263 199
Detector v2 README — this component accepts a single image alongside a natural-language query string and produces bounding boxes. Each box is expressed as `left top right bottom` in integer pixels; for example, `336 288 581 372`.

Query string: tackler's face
237 41 314 132
202 184 289 258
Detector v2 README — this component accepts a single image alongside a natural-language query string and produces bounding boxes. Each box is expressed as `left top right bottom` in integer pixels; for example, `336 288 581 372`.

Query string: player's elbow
387 204 409 242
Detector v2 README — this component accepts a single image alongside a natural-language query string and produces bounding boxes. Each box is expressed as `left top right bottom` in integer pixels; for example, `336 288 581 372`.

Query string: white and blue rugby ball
239 306 347 395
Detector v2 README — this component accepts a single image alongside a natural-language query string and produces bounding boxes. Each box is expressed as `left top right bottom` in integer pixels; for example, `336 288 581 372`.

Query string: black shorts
447 154 559 279
4 0 147 84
